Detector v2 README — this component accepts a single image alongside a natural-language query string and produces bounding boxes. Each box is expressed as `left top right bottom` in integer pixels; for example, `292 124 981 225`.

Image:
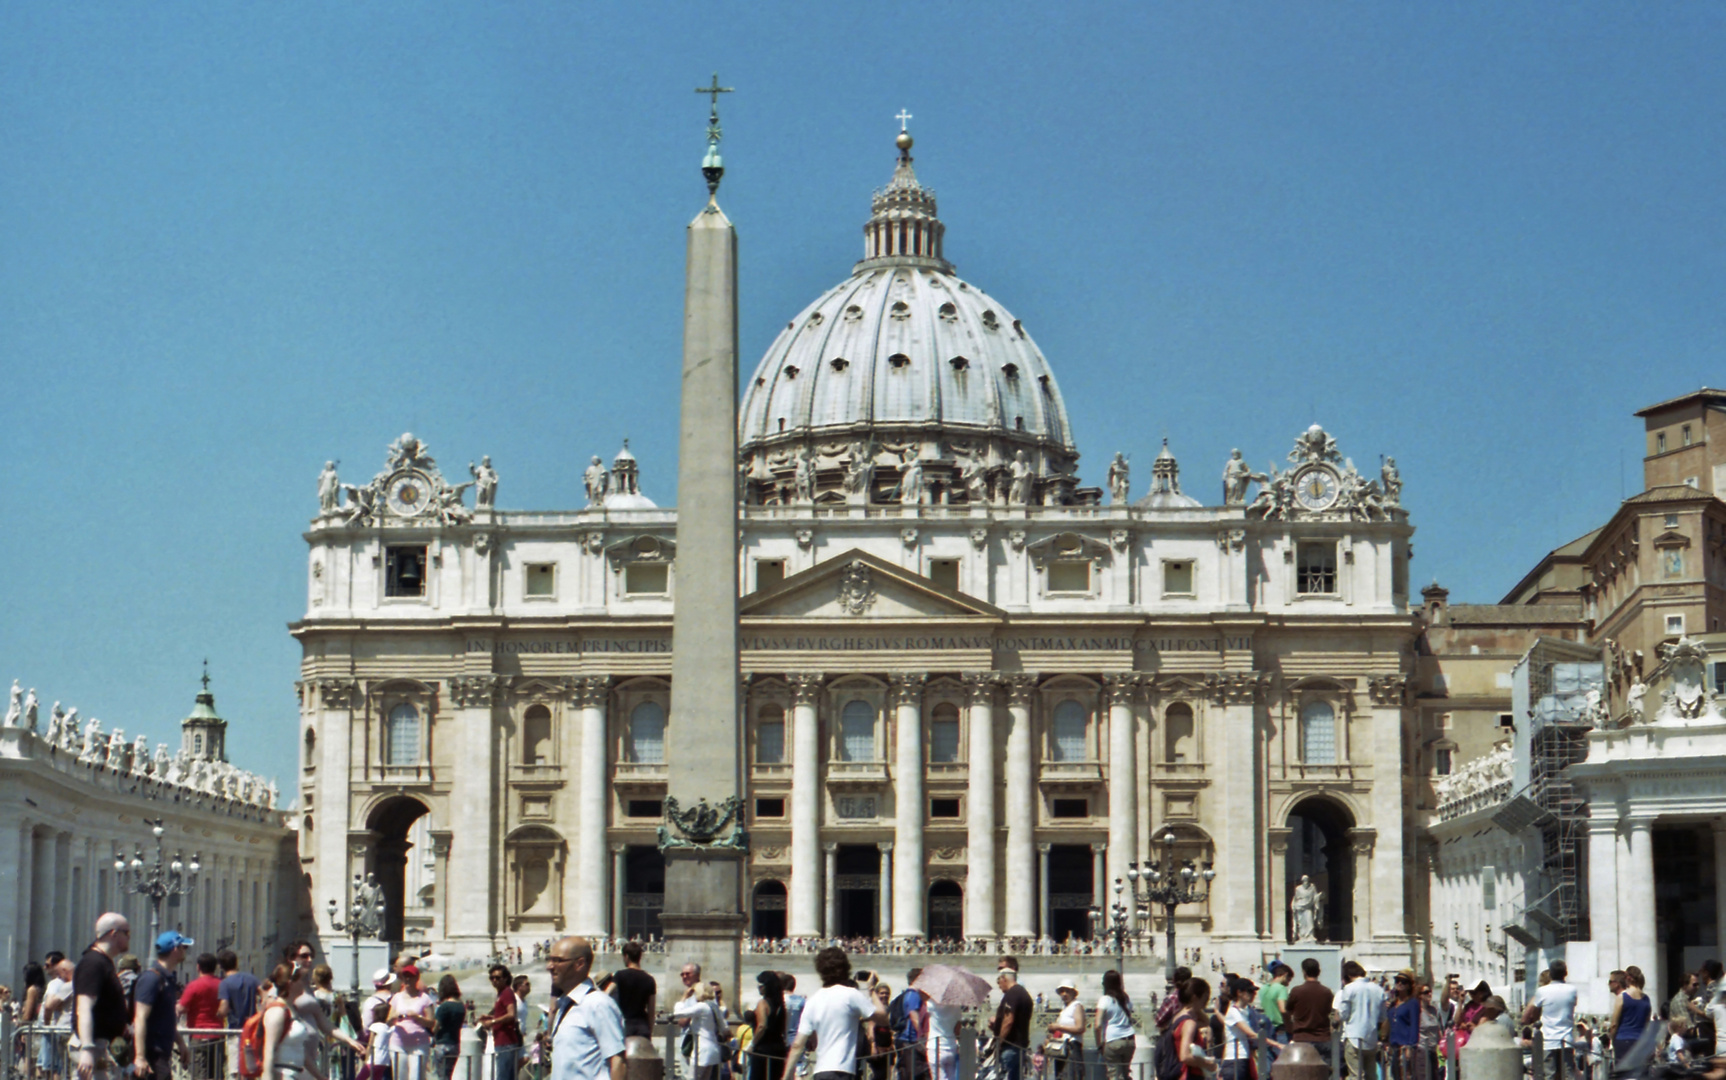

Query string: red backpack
238 1000 292 1079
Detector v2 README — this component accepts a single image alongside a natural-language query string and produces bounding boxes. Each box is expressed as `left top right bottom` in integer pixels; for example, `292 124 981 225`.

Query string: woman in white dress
924 999 962 1080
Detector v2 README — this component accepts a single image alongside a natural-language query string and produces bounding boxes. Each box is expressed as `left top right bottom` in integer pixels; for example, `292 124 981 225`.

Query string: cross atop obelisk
896 108 913 131
696 73 734 197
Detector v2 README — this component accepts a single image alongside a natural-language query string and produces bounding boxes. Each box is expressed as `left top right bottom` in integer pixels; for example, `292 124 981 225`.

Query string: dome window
844 305 863 321
1015 416 1026 431
949 356 970 372
787 321 795 330
1002 363 1020 380
784 365 800 380
755 377 766 387
778 418 786 432
981 310 1000 330
890 301 911 321
888 353 911 370
1039 374 1052 394
830 358 849 372
807 313 824 328
1013 319 1025 338
938 302 958 323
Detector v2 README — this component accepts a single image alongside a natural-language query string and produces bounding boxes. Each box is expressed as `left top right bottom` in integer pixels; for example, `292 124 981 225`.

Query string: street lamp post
1091 878 1135 975
327 874 386 994
1125 832 1216 983
114 819 201 938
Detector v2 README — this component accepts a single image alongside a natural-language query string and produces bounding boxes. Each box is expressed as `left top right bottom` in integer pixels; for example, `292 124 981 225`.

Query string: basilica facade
295 133 1420 972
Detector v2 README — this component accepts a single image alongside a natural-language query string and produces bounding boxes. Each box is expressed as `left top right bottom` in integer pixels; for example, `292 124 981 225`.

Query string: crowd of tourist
3 915 534 1080
740 938 1157 958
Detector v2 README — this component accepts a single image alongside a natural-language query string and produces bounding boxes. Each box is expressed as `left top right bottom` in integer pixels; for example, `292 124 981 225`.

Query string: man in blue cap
133 931 193 1080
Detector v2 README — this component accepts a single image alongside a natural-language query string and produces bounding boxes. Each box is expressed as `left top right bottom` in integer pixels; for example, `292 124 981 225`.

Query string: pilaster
1208 671 1265 936
1104 674 1139 899
963 673 998 941
890 674 927 940
575 676 612 938
788 673 824 938
1003 673 1037 938
314 678 357 938
446 674 502 943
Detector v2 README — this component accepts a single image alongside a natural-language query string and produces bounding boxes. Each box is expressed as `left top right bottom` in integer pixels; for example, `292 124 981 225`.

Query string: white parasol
910 964 995 1006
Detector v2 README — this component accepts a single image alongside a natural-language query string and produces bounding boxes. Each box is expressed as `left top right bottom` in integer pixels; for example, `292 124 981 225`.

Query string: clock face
1294 465 1340 511
386 472 434 517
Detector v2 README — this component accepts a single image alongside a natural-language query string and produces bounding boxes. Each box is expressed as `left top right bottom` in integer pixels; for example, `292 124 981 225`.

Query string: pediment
741 549 1003 620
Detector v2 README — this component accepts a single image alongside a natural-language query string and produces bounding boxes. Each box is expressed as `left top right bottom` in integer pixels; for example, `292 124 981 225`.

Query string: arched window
304 726 317 758
386 703 420 766
630 702 666 764
928 703 961 764
839 699 876 762
1300 701 1337 765
1050 700 1088 762
757 705 785 765
522 705 552 765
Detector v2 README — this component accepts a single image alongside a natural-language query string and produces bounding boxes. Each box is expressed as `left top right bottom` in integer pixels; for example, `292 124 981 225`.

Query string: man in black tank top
609 942 657 1039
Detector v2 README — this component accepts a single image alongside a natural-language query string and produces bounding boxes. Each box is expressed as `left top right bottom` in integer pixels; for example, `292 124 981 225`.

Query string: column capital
822 841 839 854
429 831 453 857
1002 672 1039 705
961 672 997 705
1346 827 1377 856
611 843 628 855
1091 842 1108 854
1037 842 1052 855
451 674 510 709
889 673 927 706
1207 671 1267 706
878 841 895 854
573 676 612 707
317 679 358 710
788 672 825 704
1102 673 1142 705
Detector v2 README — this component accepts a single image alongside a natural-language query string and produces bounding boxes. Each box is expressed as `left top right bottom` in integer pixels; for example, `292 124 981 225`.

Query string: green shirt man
1259 965 1292 1028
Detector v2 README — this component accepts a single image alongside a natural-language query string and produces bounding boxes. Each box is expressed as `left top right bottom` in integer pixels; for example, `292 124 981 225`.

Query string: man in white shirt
549 937 626 1080
785 947 889 1080
1522 960 1580 1080
1335 961 1387 1080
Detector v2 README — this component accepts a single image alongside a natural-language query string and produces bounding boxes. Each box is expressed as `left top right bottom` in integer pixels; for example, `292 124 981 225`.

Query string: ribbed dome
739 133 1081 507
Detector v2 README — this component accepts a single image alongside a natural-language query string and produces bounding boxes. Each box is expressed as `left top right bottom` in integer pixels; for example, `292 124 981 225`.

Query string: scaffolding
1498 637 1600 945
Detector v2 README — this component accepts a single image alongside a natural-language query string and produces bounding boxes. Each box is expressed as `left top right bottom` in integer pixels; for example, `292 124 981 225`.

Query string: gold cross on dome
696 73 734 110
896 109 913 131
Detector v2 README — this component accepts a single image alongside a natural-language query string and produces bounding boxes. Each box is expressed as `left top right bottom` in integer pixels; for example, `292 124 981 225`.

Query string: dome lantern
857 121 950 274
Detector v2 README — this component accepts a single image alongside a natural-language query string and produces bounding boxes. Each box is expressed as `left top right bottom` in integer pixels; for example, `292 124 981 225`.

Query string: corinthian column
963 673 998 941
1003 673 1038 939
788 673 824 938
1104 674 1139 899
891 674 927 940
576 676 612 939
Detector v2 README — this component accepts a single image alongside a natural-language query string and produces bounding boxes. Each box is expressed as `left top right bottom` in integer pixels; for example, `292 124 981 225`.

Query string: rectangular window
1296 542 1338 595
929 718 961 763
525 563 556 597
1050 798 1089 819
1047 560 1091 593
755 560 786 592
1658 432 1668 453
385 545 428 598
1498 712 1515 730
929 797 961 819
1482 865 1497 911
626 799 663 818
929 559 960 591
625 563 669 594
1683 424 1693 446
1163 560 1194 595
1665 513 1681 528
1439 712 1453 730
1666 614 1685 635
754 798 785 819
757 721 785 764
1435 748 1453 775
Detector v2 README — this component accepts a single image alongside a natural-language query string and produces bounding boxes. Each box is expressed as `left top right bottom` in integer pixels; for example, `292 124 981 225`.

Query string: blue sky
3 3 1725 783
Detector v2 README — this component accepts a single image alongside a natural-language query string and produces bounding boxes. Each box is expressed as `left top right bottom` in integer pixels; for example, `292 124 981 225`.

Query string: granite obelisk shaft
660 198 745 999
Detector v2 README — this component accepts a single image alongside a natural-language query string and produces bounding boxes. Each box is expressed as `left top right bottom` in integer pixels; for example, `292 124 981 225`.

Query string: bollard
455 1030 485 1080
626 1035 665 1080
1457 1022 1521 1080
1272 1043 1330 1080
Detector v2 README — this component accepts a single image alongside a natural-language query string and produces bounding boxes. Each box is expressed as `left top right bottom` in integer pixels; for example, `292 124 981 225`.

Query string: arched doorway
928 880 963 942
366 796 430 942
752 880 788 939
1285 797 1354 943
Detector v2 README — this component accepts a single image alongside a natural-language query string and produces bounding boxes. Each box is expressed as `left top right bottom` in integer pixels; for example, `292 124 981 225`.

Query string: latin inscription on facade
466 634 1253 655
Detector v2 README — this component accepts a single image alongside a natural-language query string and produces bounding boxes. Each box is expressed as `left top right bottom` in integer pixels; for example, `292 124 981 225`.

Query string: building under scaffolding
1497 637 1602 950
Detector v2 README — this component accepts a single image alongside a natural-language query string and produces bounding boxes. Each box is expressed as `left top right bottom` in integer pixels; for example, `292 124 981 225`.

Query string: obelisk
659 74 746 1002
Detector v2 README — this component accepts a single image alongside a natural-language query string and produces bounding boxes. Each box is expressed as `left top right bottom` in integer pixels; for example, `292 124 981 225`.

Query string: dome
603 440 656 509
739 132 1082 507
1135 439 1202 510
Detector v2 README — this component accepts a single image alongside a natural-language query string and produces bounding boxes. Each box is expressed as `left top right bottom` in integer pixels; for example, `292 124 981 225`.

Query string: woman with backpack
259 963 322 1080
1094 971 1136 1080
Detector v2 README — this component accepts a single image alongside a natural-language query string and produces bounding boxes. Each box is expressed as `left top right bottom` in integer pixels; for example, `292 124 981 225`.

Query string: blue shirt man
548 937 626 1080
216 950 261 1030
